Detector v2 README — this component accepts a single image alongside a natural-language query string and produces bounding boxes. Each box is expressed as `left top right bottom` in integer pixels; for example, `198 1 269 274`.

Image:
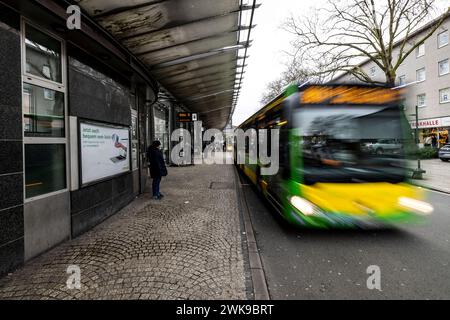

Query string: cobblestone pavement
410 159 450 193
0 163 249 300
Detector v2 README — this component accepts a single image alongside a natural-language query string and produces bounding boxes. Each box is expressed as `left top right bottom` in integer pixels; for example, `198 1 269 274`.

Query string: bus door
261 104 289 208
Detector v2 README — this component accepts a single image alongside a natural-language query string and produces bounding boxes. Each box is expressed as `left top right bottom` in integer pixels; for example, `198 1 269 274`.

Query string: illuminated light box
79 121 130 185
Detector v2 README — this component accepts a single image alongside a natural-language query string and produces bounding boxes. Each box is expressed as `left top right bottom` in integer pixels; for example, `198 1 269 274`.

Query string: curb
233 167 270 300
412 183 450 195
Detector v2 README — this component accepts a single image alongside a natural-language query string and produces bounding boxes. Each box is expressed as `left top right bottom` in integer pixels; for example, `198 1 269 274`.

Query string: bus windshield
293 105 412 184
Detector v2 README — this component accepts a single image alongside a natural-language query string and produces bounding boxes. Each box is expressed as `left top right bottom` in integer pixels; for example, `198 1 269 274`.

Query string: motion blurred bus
236 83 433 228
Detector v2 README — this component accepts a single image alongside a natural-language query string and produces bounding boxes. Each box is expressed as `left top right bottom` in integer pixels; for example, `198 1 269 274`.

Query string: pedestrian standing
431 135 437 148
147 140 167 200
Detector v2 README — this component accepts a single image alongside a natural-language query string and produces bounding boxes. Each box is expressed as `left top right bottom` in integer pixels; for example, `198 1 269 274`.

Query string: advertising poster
80 121 130 185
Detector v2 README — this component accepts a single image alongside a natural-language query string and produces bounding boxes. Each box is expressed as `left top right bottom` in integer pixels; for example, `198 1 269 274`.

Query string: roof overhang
77 0 258 129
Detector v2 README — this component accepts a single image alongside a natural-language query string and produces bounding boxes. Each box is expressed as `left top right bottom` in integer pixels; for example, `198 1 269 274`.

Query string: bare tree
261 59 317 104
285 0 449 85
261 78 286 105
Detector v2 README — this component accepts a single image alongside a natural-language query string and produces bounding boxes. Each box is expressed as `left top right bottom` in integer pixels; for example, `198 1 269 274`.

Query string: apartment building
334 12 450 147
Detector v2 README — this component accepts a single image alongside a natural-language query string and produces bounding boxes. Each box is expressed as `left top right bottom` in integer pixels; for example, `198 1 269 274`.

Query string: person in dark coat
431 134 437 148
147 140 167 200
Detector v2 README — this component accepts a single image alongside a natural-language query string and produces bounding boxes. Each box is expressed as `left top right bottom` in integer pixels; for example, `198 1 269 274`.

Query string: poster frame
78 118 132 188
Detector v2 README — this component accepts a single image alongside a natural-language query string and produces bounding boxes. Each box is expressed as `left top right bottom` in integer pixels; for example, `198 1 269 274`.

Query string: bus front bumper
285 208 427 229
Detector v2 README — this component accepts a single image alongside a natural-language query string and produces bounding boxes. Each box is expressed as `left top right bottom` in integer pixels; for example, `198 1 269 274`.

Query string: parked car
365 139 403 155
439 144 450 162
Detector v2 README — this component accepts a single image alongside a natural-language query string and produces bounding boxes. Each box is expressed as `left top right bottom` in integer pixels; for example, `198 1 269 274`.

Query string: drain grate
210 182 233 190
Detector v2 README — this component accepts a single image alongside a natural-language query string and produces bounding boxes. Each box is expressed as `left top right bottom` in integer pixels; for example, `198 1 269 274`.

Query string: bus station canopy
78 0 255 129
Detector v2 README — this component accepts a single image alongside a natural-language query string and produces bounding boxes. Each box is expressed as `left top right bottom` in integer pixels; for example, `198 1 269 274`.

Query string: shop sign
409 117 450 129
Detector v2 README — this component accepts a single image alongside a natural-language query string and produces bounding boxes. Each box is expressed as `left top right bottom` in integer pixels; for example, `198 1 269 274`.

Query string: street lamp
409 105 426 180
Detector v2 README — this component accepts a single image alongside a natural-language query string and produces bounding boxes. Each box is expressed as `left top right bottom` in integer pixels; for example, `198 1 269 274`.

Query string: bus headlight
398 197 433 215
290 196 321 216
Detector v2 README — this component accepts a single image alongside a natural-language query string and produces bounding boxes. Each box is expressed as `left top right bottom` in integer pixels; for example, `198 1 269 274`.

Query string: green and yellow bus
236 83 433 228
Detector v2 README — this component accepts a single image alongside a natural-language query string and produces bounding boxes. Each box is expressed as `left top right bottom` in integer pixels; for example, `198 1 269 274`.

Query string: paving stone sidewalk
410 159 450 193
0 164 249 300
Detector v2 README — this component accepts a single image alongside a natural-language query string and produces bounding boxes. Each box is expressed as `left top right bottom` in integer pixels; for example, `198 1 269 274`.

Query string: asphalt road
239 172 450 299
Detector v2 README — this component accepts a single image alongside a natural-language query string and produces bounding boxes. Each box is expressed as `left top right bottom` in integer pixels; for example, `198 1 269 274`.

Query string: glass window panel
417 94 426 107
416 68 426 82
400 99 407 111
131 113 138 140
292 106 409 184
23 83 65 137
153 106 169 162
25 144 66 198
416 43 425 57
25 24 62 83
438 59 449 76
438 31 449 48
131 112 138 170
440 88 450 103
131 141 138 170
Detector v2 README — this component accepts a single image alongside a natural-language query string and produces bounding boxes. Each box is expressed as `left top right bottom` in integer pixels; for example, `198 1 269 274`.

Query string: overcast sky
232 0 449 126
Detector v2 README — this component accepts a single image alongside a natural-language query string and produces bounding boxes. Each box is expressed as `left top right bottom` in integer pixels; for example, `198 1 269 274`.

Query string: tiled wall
68 57 131 127
68 57 135 237
70 173 134 237
0 19 24 276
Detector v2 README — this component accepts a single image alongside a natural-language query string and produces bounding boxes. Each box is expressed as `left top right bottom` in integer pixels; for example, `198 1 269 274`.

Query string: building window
417 94 426 108
25 144 66 198
153 105 169 162
22 83 65 137
369 66 376 77
22 21 67 200
438 30 449 48
416 68 426 82
416 43 425 57
398 75 406 86
24 24 62 84
400 98 407 111
438 59 449 76
440 88 450 104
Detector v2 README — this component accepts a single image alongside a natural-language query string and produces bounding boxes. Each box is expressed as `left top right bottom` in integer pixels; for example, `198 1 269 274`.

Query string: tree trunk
385 71 396 87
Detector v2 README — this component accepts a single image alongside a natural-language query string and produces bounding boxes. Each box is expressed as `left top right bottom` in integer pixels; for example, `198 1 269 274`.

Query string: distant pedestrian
431 135 437 148
424 135 432 147
147 140 167 200
210 136 216 153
